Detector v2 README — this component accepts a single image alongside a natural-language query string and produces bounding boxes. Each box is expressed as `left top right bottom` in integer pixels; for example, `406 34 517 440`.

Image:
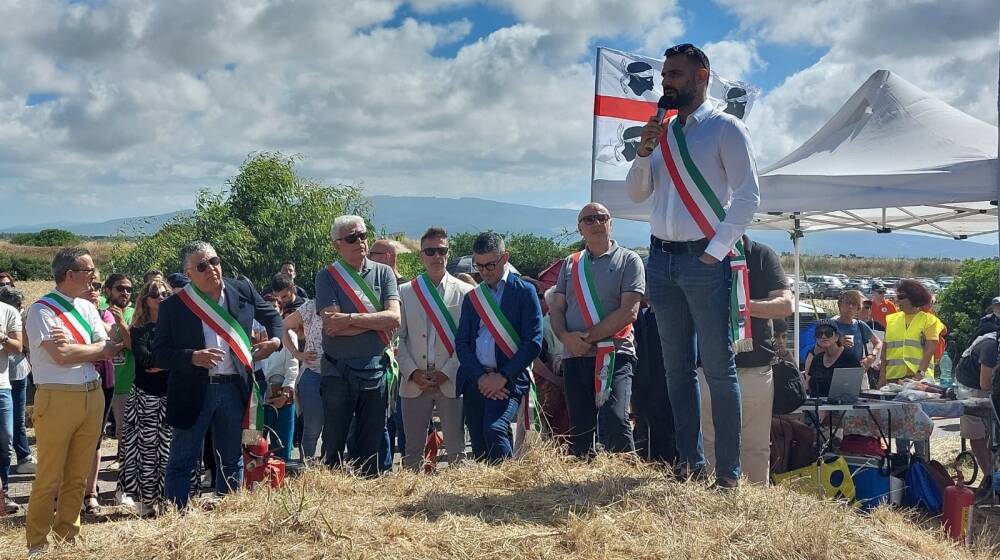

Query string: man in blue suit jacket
154 241 283 508
456 232 542 463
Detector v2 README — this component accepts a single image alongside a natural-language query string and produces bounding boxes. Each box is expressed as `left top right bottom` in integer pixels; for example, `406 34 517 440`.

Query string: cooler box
846 455 891 511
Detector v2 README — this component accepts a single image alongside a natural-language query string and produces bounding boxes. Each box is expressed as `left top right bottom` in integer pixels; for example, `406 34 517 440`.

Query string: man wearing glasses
154 241 282 508
24 248 123 554
549 203 644 458
455 232 542 463
625 44 761 489
396 227 473 470
315 215 401 476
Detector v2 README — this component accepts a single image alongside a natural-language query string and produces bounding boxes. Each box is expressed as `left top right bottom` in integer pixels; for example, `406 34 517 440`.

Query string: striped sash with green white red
411 273 458 356
468 282 520 359
36 291 95 344
660 114 753 353
326 260 392 347
570 250 633 407
176 283 263 443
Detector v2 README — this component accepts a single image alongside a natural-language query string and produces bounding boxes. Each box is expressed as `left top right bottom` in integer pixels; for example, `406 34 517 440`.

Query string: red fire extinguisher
243 435 286 490
942 468 975 542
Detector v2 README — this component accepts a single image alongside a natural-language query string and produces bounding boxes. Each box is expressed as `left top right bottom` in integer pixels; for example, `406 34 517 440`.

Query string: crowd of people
1 43 994 558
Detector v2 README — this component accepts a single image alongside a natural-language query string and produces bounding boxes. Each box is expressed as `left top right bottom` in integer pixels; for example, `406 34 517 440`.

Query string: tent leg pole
794 233 801 365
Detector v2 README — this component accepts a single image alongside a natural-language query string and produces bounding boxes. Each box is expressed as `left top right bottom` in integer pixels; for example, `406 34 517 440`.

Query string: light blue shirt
474 266 510 369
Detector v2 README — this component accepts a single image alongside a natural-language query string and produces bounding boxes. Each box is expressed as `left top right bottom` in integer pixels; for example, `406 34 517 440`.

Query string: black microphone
641 96 671 153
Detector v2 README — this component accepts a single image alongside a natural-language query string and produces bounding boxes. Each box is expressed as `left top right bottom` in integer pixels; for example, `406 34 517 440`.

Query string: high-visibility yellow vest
884 311 934 380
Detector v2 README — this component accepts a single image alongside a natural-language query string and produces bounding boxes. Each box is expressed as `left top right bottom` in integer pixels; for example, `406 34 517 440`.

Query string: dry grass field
0 240 123 265
0 445 996 560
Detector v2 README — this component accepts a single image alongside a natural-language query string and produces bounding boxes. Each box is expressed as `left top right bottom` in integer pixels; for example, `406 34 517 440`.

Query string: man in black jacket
154 241 282 508
974 297 1000 336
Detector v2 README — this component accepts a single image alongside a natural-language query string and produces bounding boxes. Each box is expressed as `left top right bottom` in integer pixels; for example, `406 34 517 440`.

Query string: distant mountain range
2 196 996 259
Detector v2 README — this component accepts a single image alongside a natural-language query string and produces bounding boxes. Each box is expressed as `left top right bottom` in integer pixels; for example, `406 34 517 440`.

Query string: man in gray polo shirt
550 203 644 457
315 215 400 476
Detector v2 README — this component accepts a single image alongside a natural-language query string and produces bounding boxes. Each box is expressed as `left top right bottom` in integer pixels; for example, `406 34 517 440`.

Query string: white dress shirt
474 266 510 369
626 99 761 260
203 290 238 375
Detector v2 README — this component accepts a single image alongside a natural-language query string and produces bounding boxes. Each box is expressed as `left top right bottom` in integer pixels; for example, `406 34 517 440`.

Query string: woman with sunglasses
118 280 195 516
878 279 941 388
82 279 116 515
803 319 861 397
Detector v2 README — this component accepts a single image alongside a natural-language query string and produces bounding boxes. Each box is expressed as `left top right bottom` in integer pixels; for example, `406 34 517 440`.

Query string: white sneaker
27 545 48 558
16 457 37 474
116 490 136 509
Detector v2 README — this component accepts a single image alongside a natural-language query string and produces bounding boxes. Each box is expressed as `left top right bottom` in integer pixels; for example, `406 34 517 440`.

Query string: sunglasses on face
422 247 449 257
89 283 102 291
578 214 611 225
0 281 11 287
816 330 837 339
195 256 221 273
114 285 133 293
337 230 367 244
473 257 503 272
147 291 169 300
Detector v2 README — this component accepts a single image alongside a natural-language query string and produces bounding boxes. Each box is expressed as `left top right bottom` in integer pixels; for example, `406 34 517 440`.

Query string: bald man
369 240 407 283
549 203 644 457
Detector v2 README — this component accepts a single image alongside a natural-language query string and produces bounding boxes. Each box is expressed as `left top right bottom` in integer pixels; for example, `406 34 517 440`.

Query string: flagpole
590 47 601 204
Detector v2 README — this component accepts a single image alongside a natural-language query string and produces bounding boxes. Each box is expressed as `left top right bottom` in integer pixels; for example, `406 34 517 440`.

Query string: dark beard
662 88 695 110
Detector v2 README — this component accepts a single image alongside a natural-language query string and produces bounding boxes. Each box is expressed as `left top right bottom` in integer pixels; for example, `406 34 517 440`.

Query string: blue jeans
164 383 245 508
646 249 742 480
11 378 30 461
0 388 12 492
463 386 521 464
296 368 324 460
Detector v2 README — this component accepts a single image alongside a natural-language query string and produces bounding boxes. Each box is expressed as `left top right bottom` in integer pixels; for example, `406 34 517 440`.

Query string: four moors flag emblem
590 46 759 222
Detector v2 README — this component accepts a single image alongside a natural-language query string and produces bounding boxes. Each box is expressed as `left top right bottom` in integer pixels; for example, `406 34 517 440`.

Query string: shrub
10 228 80 247
937 258 999 352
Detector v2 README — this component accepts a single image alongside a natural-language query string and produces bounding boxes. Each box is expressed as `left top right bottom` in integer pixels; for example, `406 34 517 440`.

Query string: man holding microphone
625 44 761 489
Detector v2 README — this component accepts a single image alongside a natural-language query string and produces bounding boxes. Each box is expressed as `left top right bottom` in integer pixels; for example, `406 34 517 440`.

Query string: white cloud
703 40 763 81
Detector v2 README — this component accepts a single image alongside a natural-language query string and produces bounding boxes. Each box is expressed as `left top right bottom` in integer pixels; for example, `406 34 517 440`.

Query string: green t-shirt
103 306 136 395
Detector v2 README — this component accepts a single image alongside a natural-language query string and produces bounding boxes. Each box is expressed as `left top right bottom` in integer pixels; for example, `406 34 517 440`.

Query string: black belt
650 235 709 254
207 374 241 384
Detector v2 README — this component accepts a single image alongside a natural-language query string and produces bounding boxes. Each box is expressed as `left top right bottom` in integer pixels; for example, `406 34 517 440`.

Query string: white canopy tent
752 69 999 358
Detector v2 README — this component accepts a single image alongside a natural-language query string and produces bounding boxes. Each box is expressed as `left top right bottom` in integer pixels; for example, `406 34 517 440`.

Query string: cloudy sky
1 0 997 227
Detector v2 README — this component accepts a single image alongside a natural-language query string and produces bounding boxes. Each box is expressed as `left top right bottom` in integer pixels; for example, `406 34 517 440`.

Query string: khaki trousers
699 365 773 484
26 385 105 549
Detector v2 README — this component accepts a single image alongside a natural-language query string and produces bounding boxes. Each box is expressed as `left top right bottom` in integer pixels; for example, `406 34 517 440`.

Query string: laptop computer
826 367 865 404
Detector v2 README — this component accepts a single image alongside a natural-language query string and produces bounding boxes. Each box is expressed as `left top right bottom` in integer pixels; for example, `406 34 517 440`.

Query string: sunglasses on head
664 43 709 69
422 247 449 257
195 256 221 272
337 230 367 244
579 214 611 225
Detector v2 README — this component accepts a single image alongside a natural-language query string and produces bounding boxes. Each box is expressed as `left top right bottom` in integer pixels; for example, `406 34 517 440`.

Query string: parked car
786 278 816 297
804 275 844 298
917 278 941 292
937 276 955 289
844 278 871 292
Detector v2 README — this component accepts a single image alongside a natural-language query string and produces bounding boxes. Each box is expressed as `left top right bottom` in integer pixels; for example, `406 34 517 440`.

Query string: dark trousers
463 386 521 464
320 374 387 477
563 355 636 457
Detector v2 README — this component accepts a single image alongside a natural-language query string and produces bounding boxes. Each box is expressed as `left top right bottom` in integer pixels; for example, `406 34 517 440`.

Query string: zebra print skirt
117 386 197 507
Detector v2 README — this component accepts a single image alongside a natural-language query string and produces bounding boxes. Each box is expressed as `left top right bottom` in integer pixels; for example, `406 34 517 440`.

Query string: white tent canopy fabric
756 70 999 239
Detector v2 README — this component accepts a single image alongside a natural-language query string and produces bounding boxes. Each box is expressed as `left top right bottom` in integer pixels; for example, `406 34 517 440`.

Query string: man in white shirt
397 227 473 470
0 298 24 514
24 248 123 554
625 44 761 489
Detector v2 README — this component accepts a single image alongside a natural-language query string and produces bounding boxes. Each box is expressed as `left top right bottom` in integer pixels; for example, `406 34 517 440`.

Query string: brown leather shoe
711 477 739 492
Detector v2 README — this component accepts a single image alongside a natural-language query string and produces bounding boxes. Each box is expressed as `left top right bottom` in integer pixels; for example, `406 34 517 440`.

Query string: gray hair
331 215 366 240
179 241 216 267
52 247 91 283
0 286 24 310
472 231 505 255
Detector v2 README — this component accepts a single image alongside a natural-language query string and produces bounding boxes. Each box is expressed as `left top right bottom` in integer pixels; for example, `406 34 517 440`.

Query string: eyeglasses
422 247 449 257
816 330 837 339
114 286 133 293
71 267 97 275
473 257 503 272
664 43 709 69
147 291 169 300
578 214 611 225
336 230 367 244
194 256 221 273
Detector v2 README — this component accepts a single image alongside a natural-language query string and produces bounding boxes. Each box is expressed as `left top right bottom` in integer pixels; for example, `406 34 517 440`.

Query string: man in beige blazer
397 227 473 470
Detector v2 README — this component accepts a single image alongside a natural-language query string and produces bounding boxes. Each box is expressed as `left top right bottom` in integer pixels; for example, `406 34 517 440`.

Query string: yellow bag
773 455 857 505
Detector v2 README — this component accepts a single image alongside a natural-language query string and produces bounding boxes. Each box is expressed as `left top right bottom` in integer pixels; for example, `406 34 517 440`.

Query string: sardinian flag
591 47 759 222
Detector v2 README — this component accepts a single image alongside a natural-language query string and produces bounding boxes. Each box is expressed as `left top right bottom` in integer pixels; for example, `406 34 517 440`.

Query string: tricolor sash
569 250 633 407
411 273 458 356
37 291 95 345
468 282 520 359
326 260 392 347
176 283 263 443
660 114 753 352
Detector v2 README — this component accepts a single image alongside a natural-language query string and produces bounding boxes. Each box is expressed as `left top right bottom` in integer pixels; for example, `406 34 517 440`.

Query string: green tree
937 258 999 352
11 228 79 247
109 152 369 293
444 231 576 278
